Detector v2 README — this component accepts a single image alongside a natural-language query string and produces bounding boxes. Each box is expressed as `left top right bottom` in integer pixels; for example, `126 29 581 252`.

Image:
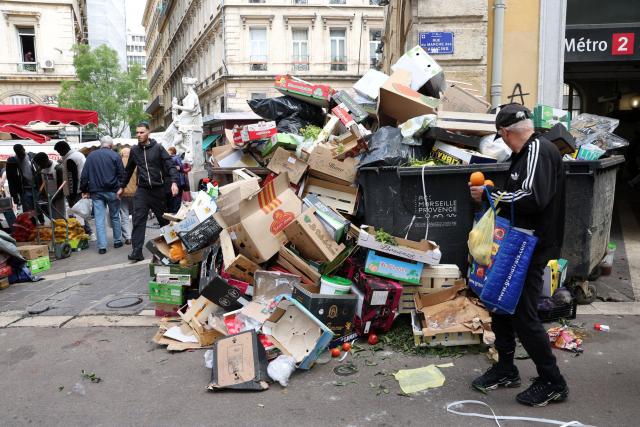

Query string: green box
533 105 571 130
148 281 185 305
27 256 51 274
149 262 199 280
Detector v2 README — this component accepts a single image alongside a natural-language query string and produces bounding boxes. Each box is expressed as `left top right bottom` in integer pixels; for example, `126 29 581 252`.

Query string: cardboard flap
267 147 309 185
307 145 357 185
378 69 439 124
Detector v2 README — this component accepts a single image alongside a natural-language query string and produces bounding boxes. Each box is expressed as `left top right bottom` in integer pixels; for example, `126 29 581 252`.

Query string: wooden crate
410 310 481 347
398 264 460 314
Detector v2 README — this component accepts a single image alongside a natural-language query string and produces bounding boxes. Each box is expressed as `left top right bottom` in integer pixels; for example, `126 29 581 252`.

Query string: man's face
136 126 150 144
15 148 25 160
498 128 514 150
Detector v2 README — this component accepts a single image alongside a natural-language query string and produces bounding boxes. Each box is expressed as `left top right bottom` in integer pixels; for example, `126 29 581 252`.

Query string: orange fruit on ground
470 171 485 186
484 179 495 187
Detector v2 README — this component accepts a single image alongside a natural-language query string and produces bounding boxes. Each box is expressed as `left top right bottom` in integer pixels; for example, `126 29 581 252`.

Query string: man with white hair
80 135 125 255
469 104 568 407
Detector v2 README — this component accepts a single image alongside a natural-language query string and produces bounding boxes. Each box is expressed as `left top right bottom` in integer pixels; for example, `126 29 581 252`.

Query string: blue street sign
419 32 454 54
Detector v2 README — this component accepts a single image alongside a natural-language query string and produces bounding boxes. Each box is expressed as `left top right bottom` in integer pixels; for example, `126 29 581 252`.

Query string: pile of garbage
147 45 603 391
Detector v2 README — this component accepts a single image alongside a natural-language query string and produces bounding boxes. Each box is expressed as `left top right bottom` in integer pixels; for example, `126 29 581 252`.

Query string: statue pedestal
187 131 207 192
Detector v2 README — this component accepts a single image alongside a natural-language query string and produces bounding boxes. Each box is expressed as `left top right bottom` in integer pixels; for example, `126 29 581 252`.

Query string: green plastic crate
148 281 185 305
27 256 51 274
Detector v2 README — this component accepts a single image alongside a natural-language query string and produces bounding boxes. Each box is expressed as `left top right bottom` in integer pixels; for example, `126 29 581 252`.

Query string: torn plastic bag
479 135 512 163
247 96 325 134
358 127 430 168
400 115 436 146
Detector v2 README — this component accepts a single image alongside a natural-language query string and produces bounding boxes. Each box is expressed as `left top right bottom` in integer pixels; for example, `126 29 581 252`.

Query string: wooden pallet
410 310 481 347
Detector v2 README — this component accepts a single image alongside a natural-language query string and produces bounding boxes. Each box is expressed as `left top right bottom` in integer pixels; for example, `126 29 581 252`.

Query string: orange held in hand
470 171 485 186
484 179 495 187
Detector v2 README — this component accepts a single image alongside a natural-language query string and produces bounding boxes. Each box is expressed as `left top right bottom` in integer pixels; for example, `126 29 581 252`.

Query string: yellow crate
410 310 482 347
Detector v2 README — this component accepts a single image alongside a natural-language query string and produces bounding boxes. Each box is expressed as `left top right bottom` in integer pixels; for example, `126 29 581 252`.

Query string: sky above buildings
125 0 145 33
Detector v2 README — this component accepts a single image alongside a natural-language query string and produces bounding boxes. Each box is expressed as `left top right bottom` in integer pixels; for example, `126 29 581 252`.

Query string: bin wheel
55 242 72 260
575 281 597 305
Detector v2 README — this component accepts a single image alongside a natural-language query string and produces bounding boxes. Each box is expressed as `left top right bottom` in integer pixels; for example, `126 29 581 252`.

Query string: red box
154 303 180 317
612 33 635 56
352 270 402 335
331 103 356 128
220 270 251 295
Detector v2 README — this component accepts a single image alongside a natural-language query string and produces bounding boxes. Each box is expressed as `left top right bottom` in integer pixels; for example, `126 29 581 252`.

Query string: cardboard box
149 262 199 280
161 210 200 244
331 90 368 123
178 216 223 253
260 133 299 157
0 277 9 289
154 303 180 317
283 208 346 263
237 121 277 142
377 69 439 125
266 147 309 185
440 84 491 114
201 275 250 312
207 331 270 391
543 123 577 155
303 177 358 216
352 271 403 335
307 145 357 185
332 127 368 160
219 229 259 284
312 114 341 146
148 281 185 305
262 296 334 370
277 246 322 285
353 69 389 101
17 244 48 260
216 178 262 226
190 191 217 222
274 74 333 107
413 281 490 339
228 173 302 263
146 237 204 266
303 194 350 242
253 270 300 299
358 226 441 266
391 45 443 93
213 142 261 168
424 127 482 150
431 141 498 165
177 295 223 346
292 282 357 340
533 105 571 130
27 256 51 274
435 111 497 136
364 250 424 285
411 309 481 347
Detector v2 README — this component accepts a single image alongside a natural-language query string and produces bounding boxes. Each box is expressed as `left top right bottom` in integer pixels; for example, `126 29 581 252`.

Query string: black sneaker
99 248 107 255
516 378 569 407
114 241 124 249
472 365 521 392
128 253 144 262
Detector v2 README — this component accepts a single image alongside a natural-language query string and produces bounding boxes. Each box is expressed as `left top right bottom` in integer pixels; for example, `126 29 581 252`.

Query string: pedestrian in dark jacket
166 146 185 214
80 136 124 254
6 144 40 212
120 122 178 261
469 104 567 407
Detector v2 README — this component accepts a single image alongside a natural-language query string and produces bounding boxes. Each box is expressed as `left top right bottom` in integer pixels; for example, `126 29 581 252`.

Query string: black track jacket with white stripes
485 134 565 264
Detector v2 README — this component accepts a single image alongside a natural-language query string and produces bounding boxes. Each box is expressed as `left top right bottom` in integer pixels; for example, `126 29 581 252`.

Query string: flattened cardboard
283 208 346 263
220 229 260 284
277 246 322 285
262 296 333 370
358 226 441 266
378 69 439 125
292 282 357 339
208 331 270 391
178 296 223 346
435 111 497 136
228 173 302 263
266 147 309 185
303 177 358 216
307 145 357 185
440 84 491 114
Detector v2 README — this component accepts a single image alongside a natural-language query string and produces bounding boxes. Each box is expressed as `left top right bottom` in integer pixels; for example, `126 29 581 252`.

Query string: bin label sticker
415 196 458 228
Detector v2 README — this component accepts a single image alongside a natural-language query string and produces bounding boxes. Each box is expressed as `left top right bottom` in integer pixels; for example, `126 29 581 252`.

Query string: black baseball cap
495 103 532 130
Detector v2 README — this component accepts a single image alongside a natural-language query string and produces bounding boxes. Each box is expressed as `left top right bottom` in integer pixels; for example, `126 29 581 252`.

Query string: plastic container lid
321 275 352 287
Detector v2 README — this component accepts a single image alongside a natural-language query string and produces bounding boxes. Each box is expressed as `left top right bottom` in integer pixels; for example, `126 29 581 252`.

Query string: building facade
86 0 127 70
127 31 146 72
143 0 384 131
0 0 87 106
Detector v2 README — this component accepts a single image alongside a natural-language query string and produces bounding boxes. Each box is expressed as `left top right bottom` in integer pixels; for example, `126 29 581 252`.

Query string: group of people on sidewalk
2 122 187 260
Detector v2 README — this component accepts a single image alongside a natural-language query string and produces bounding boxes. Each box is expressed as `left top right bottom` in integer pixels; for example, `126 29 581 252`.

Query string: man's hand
116 188 123 200
171 182 179 197
469 183 485 203
82 192 90 199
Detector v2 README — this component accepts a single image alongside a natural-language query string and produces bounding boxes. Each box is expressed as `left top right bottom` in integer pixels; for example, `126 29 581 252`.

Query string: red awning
0 124 50 143
0 105 99 126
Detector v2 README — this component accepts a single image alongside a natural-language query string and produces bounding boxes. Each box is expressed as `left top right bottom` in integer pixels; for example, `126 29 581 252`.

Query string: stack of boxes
18 244 51 275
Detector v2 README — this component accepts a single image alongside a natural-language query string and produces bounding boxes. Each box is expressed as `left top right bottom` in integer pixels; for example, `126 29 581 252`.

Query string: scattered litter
394 364 452 394
57 386 64 392
446 400 589 426
594 323 610 332
548 326 584 353
204 350 213 369
80 370 101 383
267 355 296 387
71 383 86 396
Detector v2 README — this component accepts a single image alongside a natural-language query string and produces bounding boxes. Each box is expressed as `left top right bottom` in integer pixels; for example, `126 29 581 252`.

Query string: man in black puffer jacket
120 122 178 261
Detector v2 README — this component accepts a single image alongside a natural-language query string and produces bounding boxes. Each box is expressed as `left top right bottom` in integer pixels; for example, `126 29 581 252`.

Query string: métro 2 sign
565 27 640 62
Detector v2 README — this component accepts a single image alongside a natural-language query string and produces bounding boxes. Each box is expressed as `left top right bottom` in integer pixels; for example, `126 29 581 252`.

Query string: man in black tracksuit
119 122 178 261
469 104 568 407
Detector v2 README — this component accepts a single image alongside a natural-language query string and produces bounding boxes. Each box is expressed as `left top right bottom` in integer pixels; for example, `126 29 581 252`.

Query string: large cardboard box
440 84 491 114
148 281 184 305
307 145 357 185
201 275 250 311
213 140 261 168
292 282 358 341
303 177 358 216
283 208 346 263
177 295 223 346
216 178 262 226
377 69 439 125
219 229 260 284
266 147 308 185
262 296 334 370
228 174 302 263
303 194 350 242
274 75 333 107
17 244 48 260
435 111 497 136
431 141 498 165
352 271 403 335
391 46 444 94
357 226 441 266
236 121 277 143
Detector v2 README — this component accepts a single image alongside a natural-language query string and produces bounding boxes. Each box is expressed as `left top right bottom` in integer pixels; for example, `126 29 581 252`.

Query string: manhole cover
106 297 143 309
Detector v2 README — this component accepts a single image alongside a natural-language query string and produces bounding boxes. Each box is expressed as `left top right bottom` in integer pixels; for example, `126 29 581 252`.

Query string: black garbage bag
248 96 325 135
358 127 431 168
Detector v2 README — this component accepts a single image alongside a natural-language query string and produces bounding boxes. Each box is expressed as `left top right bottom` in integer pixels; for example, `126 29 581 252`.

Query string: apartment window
249 0 265 3
17 26 36 72
330 0 346 4
249 27 267 71
220 96 225 113
369 29 382 69
330 29 346 71
294 0 308 3
563 83 582 118
251 92 267 100
11 95 34 105
292 28 309 71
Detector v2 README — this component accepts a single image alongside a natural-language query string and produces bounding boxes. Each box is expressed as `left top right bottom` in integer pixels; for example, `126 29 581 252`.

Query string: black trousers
131 187 169 255
491 261 565 385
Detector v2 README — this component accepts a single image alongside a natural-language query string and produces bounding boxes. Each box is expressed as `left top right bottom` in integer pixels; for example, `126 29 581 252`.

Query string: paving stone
9 316 74 327
63 315 158 328
0 315 23 327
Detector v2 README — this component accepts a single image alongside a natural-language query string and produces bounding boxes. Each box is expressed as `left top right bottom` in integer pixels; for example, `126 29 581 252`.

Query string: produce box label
364 250 424 285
